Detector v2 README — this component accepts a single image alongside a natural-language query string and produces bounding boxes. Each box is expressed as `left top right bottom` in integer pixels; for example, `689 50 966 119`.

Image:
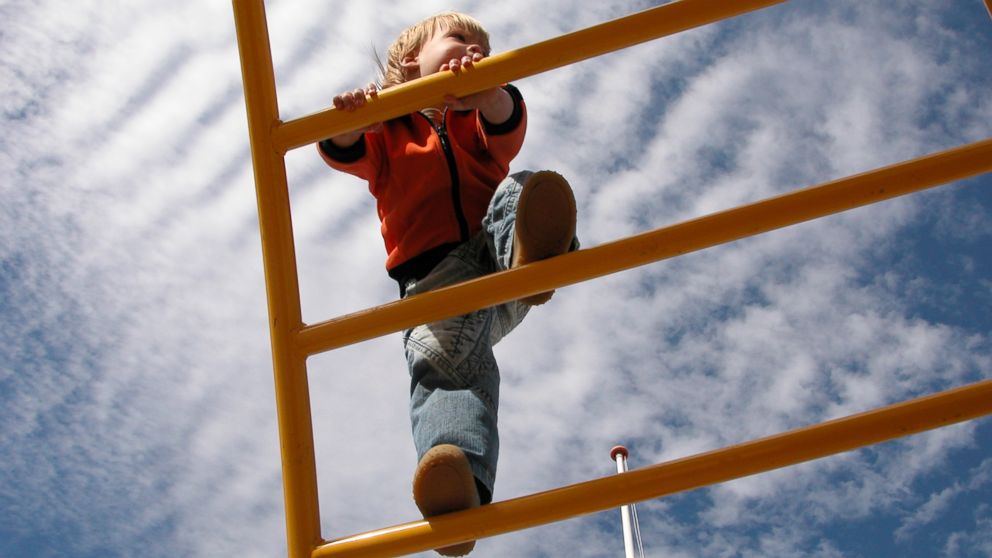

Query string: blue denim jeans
401 170 544 504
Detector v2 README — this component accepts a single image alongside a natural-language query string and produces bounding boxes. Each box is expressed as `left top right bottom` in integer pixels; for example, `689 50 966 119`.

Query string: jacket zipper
420 111 470 242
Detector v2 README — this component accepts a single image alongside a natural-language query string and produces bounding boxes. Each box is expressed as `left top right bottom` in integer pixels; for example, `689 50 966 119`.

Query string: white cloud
944 505 992 557
2 1 990 557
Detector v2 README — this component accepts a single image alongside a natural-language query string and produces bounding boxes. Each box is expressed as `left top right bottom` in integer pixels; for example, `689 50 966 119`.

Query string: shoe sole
512 171 577 305
413 445 480 556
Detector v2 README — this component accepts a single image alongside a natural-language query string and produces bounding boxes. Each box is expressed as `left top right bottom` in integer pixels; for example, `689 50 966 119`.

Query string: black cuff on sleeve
481 83 524 136
319 136 366 163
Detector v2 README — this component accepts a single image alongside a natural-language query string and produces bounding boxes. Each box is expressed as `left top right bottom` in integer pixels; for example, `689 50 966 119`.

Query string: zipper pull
436 122 448 140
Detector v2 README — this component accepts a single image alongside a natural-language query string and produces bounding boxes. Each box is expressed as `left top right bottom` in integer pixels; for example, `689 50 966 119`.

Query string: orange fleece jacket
318 84 526 277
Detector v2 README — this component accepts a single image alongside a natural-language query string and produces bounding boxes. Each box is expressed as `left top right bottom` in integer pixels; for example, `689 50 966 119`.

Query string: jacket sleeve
477 84 527 164
317 131 384 183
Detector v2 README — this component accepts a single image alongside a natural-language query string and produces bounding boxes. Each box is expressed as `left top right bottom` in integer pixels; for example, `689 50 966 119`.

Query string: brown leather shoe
413 445 481 556
511 171 577 305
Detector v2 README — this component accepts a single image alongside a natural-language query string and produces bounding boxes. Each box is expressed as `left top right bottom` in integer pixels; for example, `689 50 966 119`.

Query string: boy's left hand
438 52 485 75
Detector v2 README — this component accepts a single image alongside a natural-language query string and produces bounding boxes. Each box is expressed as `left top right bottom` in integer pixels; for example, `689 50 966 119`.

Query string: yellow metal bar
313 378 992 558
232 1 321 557
299 137 992 356
272 0 787 153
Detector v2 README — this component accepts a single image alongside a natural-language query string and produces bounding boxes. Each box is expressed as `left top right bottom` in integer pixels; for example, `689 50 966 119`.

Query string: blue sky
2 1 991 557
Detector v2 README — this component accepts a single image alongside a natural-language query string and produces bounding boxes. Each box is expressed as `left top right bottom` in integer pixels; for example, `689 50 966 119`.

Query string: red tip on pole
610 445 629 461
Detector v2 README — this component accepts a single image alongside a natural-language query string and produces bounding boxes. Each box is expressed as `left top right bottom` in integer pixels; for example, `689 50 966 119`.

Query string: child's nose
466 43 483 55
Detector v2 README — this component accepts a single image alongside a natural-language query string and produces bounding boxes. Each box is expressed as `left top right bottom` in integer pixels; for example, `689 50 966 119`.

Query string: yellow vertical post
232 1 321 557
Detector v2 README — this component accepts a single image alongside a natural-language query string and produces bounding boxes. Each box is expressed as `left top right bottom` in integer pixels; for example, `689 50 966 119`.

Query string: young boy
318 12 577 556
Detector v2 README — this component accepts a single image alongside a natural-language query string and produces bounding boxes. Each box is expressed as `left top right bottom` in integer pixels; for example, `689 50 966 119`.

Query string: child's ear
400 54 420 78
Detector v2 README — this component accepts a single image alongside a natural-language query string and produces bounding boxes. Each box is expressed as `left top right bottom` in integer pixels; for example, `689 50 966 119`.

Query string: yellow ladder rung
314 378 992 557
297 137 992 356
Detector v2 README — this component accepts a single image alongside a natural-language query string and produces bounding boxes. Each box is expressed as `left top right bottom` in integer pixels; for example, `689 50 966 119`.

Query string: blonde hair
378 12 491 89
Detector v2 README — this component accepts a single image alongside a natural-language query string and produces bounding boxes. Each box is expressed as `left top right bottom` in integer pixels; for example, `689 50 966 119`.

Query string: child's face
405 25 485 80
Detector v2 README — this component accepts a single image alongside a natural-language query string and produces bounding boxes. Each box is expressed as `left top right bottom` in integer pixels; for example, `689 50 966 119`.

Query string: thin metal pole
232 1 320 557
312 378 992 557
271 0 787 153
611 446 637 558
298 137 992 356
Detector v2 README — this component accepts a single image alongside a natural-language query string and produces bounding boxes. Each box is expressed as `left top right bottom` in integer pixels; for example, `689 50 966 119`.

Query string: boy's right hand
329 83 382 147
333 82 379 112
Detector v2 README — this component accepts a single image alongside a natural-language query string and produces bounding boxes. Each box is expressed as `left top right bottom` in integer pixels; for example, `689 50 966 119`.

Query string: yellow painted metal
232 1 321 557
298 137 992 356
312 379 992 557
232 0 992 556
272 0 787 153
